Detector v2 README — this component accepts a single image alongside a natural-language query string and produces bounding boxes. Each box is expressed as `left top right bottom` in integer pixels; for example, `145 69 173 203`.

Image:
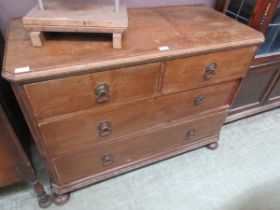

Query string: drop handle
98 121 112 137
101 154 114 166
193 96 205 106
95 83 110 103
186 129 196 140
205 63 217 79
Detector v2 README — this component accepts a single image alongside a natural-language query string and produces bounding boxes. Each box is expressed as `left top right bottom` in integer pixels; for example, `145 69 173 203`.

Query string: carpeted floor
1 108 280 210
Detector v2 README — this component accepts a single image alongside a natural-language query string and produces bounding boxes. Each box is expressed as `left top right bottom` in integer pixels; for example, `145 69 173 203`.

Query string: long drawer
53 111 227 184
24 63 162 121
162 47 255 94
40 81 237 156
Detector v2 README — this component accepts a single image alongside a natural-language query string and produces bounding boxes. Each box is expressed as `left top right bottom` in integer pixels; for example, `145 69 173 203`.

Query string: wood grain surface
2 6 263 83
39 81 236 157
24 63 161 120
53 111 227 185
162 47 256 94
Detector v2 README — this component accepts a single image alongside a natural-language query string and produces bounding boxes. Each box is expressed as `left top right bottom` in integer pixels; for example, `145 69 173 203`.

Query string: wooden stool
23 0 128 49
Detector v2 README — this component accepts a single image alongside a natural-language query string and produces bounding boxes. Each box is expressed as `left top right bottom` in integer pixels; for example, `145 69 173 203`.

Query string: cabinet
216 0 280 122
2 6 263 205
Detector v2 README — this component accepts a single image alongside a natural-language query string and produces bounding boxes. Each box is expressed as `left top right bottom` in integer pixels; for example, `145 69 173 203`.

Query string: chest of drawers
2 5 263 205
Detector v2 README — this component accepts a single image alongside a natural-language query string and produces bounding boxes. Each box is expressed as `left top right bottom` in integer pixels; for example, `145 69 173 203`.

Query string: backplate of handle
98 121 112 137
186 129 196 140
205 63 217 79
101 154 114 166
193 96 205 106
95 83 110 103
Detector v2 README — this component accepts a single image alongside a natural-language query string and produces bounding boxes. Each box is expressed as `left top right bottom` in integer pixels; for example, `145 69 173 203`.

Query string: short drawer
162 47 256 94
40 81 237 156
24 63 161 121
53 111 227 184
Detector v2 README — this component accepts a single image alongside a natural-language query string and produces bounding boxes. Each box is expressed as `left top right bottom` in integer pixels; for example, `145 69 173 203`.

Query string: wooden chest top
2 5 263 83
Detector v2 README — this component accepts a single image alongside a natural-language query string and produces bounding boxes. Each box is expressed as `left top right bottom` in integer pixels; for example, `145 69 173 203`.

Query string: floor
1 108 280 210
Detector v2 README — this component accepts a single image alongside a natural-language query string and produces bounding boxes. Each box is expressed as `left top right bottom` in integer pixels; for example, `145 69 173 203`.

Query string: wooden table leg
33 181 52 208
30 32 45 47
113 33 122 49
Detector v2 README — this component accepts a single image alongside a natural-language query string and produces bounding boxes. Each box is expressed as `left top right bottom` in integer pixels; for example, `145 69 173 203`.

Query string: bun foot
39 194 52 208
33 182 52 208
207 142 219 150
53 193 70 206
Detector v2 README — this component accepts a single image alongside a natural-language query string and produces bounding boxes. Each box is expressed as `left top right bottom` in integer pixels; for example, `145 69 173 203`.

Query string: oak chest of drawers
2 5 263 205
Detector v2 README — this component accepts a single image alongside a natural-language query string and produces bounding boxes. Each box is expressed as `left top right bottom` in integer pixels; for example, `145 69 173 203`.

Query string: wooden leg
113 33 122 49
206 142 219 150
33 181 52 208
29 31 45 47
53 193 70 206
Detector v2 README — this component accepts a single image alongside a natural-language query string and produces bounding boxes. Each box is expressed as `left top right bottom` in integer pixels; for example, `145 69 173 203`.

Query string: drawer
40 81 237 156
162 47 256 94
53 111 227 184
24 63 162 121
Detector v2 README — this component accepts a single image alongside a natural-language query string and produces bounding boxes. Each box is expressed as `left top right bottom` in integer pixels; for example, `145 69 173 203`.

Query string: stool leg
30 31 45 47
33 181 52 208
113 33 122 49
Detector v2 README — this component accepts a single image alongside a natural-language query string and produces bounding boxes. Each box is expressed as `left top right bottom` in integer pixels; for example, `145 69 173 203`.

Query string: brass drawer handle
205 63 217 79
101 154 114 166
98 121 112 137
95 83 110 103
193 96 205 106
186 129 196 140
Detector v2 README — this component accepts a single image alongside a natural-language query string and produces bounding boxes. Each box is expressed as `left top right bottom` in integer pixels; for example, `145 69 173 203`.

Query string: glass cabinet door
257 4 280 56
224 0 280 57
225 0 257 24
